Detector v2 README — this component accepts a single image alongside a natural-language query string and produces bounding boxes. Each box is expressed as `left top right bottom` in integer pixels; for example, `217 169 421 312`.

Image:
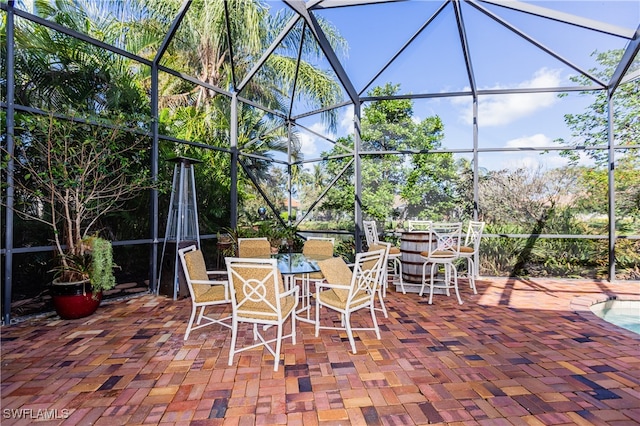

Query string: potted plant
256 220 295 253
263 223 284 253
280 223 302 250
6 113 154 319
50 236 117 319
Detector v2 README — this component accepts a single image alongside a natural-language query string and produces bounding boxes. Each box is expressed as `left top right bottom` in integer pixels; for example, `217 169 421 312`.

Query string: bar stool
419 222 463 304
458 221 485 294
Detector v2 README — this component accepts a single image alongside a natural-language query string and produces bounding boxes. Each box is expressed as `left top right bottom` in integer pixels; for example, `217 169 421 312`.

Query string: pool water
590 300 640 335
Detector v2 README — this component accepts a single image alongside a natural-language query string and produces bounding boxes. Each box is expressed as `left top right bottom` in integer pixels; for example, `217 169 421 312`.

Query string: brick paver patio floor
1 277 639 425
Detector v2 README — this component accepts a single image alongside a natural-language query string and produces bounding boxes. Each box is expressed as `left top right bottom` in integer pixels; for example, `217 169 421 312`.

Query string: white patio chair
178 245 232 340
225 257 299 372
314 248 385 354
362 220 378 247
363 220 405 294
367 242 392 318
237 237 270 258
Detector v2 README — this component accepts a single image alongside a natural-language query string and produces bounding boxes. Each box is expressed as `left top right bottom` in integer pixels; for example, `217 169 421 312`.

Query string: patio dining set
177 221 485 372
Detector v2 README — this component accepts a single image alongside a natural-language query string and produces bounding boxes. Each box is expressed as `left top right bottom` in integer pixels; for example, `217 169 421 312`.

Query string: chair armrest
191 279 227 286
281 285 300 299
190 279 230 299
316 281 350 292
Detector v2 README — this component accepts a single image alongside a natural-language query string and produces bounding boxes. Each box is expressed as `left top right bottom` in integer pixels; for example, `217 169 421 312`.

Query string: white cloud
338 106 355 136
298 107 354 158
298 131 318 159
498 133 594 171
505 133 552 149
294 108 357 171
497 133 552 170
298 122 327 159
452 68 563 126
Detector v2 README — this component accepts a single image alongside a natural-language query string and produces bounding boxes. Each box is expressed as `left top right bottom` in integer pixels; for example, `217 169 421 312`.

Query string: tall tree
556 49 640 224
125 0 347 223
479 165 581 227
3 0 154 244
557 49 638 166
320 83 457 224
5 0 148 118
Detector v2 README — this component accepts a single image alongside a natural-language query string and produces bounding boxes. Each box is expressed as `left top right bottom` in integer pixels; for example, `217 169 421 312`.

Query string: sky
265 0 639 172
17 0 637 172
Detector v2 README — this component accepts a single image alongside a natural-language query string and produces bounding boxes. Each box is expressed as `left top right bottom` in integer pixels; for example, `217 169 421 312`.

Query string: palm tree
124 0 346 219
125 0 345 153
7 0 348 225
7 0 148 118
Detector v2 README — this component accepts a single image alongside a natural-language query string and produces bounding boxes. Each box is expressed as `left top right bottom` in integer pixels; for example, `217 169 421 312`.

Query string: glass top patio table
265 252 333 324
269 252 333 275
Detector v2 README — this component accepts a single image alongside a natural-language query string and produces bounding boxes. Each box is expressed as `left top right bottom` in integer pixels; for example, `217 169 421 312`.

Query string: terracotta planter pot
51 279 102 319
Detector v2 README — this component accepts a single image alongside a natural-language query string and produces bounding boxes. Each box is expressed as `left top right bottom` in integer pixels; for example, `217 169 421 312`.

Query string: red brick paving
1 278 639 425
